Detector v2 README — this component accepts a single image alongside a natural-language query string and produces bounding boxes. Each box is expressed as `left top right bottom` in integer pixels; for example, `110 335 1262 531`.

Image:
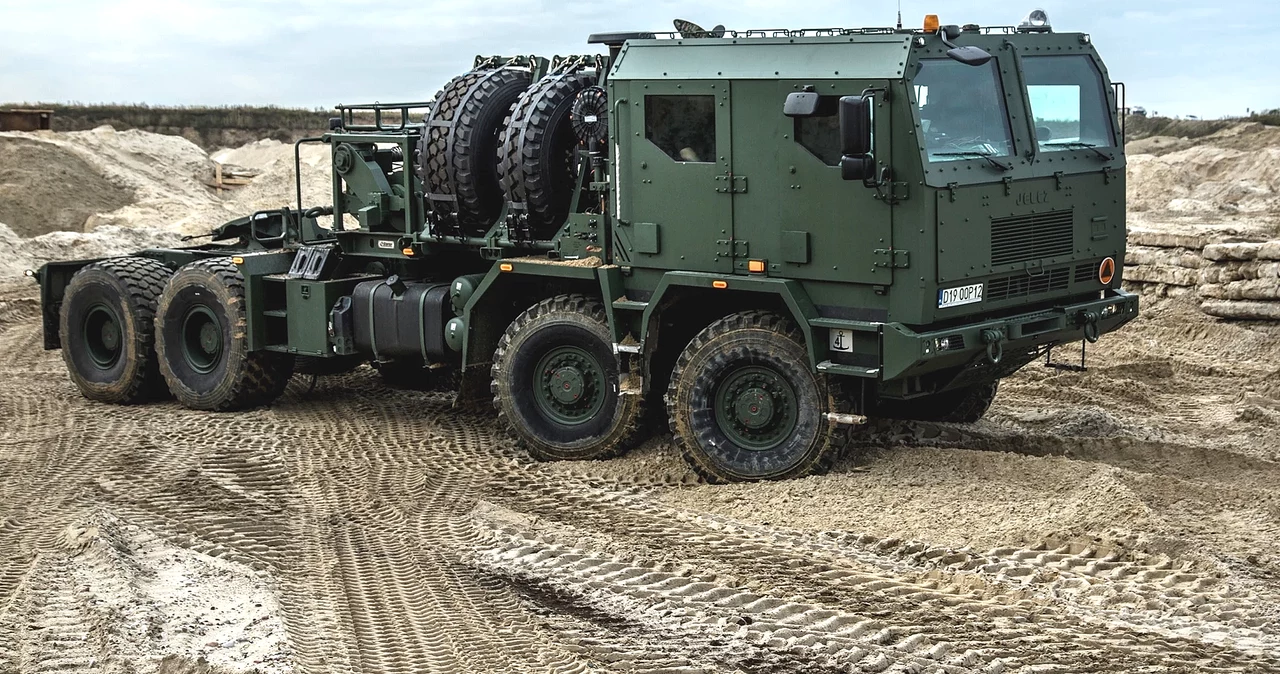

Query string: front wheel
155 259 294 411
491 295 645 461
666 311 842 483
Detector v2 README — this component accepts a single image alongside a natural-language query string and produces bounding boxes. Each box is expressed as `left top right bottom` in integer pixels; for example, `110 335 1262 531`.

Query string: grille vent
990 210 1075 267
987 268 1070 302
1074 262 1096 284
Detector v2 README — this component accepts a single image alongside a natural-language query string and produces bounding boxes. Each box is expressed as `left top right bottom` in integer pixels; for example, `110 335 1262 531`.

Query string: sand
0 123 1278 672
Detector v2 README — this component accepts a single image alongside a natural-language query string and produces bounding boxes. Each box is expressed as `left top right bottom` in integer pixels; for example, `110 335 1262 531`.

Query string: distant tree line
1 103 353 150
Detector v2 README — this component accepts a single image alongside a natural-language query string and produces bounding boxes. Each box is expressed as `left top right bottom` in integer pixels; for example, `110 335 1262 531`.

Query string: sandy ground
0 124 1278 672
0 280 1277 672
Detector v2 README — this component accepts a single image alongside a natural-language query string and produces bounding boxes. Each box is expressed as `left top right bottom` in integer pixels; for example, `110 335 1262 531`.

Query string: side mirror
840 155 876 182
946 45 993 66
839 95 872 156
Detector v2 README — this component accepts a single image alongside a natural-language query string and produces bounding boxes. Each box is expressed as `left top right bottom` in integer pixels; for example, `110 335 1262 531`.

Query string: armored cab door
615 80 733 273
730 79 895 286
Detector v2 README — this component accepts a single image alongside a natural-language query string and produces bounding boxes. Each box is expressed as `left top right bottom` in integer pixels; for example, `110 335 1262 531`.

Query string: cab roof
608 34 914 82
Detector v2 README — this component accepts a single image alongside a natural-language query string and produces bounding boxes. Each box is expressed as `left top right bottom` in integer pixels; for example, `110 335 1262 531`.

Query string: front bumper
879 289 1139 382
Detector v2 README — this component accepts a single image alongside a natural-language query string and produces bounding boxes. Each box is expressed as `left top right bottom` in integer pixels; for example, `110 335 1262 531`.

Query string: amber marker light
712 280 728 289
231 256 244 265
748 260 765 273
1099 257 1116 285
500 263 514 272
402 247 416 257
924 14 940 33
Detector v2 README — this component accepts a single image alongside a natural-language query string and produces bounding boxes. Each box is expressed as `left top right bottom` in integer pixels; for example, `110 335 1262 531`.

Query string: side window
793 97 852 166
645 95 716 163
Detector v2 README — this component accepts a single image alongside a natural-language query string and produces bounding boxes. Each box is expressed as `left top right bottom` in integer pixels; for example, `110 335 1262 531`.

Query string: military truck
33 12 1138 482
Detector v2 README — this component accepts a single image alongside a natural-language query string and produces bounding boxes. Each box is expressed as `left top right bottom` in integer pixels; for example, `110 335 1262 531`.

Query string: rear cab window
645 95 717 163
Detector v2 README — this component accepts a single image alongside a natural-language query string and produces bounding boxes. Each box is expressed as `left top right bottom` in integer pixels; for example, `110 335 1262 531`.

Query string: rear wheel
58 257 172 404
666 311 842 483
874 381 999 423
491 295 644 461
155 259 294 411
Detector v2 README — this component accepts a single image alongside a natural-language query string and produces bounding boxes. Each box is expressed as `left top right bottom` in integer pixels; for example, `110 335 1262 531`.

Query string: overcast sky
0 0 1273 118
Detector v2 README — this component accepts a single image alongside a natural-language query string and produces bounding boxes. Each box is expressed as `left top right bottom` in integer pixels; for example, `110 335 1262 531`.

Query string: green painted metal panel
780 231 809 264
633 222 660 254
729 79 894 286
614 79 734 273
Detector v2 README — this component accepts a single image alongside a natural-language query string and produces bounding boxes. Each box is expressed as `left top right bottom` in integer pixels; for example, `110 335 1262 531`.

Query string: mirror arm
1002 40 1038 163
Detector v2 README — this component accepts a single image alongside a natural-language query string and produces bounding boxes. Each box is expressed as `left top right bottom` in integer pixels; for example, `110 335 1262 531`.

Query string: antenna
896 0 903 29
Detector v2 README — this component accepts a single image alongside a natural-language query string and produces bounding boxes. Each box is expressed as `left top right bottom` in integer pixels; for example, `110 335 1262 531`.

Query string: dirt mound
0 135 134 237
0 221 185 278
214 139 333 216
0 131 338 280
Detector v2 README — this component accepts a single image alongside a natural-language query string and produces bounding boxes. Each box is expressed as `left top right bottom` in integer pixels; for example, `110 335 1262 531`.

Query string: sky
0 0 1275 118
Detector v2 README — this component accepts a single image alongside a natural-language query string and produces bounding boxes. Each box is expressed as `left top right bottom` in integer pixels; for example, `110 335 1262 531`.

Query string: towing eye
1080 311 1101 344
980 328 1004 364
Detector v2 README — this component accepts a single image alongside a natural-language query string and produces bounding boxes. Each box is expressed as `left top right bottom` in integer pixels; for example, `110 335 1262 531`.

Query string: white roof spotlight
1018 8 1052 33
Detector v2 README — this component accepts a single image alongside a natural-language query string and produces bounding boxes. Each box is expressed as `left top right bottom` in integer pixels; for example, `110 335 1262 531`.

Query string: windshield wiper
1044 141 1113 161
933 151 1012 171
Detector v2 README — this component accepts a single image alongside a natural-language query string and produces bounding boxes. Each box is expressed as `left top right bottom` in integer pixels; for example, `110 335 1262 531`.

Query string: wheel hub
714 366 798 451
733 387 775 429
534 346 605 426
83 304 123 369
549 366 585 404
181 306 223 374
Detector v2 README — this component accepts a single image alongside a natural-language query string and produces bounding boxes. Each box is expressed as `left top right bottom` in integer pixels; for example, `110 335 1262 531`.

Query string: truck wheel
875 381 999 423
58 257 172 404
420 68 531 234
498 71 596 238
491 294 645 461
666 311 842 483
155 259 294 411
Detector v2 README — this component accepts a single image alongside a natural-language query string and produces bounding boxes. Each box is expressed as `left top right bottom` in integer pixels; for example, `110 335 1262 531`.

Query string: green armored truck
33 11 1138 482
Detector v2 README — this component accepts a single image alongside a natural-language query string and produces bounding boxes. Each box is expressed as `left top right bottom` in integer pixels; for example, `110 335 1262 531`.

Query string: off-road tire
155 259 294 411
491 294 645 461
420 68 531 233
666 311 843 483
58 257 172 404
875 381 999 424
497 71 596 237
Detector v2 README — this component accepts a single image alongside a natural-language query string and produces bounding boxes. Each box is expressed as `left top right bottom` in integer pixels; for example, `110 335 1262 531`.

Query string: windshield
1024 55 1115 150
914 59 1014 162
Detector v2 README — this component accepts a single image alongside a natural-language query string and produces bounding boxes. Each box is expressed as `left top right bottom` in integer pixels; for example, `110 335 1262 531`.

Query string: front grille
1074 261 1096 284
991 210 1075 266
987 268 1070 302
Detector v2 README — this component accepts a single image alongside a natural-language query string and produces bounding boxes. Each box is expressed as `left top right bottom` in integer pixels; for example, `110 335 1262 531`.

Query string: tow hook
980 328 1004 364
824 412 868 426
1079 310 1101 343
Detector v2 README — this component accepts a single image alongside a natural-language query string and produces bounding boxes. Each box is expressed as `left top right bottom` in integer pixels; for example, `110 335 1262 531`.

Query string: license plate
938 283 984 309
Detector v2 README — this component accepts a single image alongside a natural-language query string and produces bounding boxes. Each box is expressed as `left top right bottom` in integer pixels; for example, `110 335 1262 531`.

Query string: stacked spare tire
418 65 599 240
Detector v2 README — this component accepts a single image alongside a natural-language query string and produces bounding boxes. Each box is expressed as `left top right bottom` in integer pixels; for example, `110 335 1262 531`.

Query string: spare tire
420 68 531 236
497 71 596 239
